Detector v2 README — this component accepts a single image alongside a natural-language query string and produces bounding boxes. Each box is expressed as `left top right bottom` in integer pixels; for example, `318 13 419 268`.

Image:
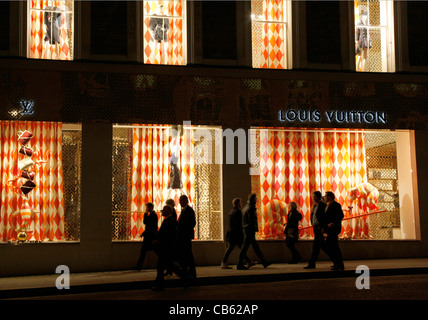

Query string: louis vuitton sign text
279 109 387 124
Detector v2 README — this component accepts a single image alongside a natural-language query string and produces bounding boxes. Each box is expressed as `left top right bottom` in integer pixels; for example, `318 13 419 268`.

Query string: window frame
250 127 419 241
250 0 293 69
27 0 74 61
0 121 82 243
353 0 396 73
141 0 187 66
111 123 224 242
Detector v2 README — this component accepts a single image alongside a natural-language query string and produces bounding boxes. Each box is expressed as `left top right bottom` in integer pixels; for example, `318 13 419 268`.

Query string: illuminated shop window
0 122 81 243
251 0 291 69
27 1 74 60
250 128 418 240
112 124 222 241
143 0 186 65
354 0 395 72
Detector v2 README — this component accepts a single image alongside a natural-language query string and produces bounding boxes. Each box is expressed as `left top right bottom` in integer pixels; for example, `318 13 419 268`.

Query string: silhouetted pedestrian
136 202 158 271
221 198 254 269
152 205 187 291
284 202 303 264
164 198 178 276
165 198 178 221
304 191 329 269
323 191 345 271
237 194 270 270
177 195 197 278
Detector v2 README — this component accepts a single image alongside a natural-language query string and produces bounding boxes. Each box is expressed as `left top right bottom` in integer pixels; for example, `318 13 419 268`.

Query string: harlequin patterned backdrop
112 125 222 241
252 0 287 69
0 121 64 242
256 129 368 240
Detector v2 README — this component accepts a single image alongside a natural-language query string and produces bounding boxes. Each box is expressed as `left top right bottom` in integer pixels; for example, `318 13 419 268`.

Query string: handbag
21 180 36 195
18 130 33 146
18 157 34 171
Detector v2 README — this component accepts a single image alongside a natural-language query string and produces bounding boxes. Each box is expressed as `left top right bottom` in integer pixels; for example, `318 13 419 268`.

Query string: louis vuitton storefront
0 59 427 276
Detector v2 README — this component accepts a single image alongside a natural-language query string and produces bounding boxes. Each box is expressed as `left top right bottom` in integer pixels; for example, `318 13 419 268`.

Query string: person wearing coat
323 191 345 271
177 195 197 278
152 205 186 291
304 191 329 269
136 202 158 271
237 194 270 270
284 202 303 264
221 198 253 269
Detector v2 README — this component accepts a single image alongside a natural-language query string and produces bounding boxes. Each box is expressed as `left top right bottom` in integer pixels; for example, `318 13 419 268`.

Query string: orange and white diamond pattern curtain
259 129 368 239
316 131 368 238
28 1 72 60
252 0 286 69
262 0 285 69
0 121 64 242
259 130 312 238
131 125 194 240
143 0 184 65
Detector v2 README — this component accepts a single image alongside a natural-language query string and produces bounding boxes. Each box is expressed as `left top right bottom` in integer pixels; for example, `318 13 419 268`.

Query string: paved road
9 274 428 300
6 274 427 319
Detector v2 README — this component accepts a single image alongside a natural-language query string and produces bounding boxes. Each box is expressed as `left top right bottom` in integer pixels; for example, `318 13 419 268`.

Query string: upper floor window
251 0 292 69
143 0 186 65
354 0 395 72
28 1 74 60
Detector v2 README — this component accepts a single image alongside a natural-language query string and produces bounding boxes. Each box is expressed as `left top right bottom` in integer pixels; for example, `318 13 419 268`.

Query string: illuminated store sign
279 109 387 124
8 100 35 119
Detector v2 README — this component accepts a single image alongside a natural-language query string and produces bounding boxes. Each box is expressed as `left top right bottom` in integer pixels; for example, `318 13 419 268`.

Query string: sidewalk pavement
1 258 428 299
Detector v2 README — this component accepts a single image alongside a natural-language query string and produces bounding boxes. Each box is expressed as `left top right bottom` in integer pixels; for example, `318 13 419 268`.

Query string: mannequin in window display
43 6 62 59
356 11 371 71
149 4 170 64
167 125 186 199
168 154 183 189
